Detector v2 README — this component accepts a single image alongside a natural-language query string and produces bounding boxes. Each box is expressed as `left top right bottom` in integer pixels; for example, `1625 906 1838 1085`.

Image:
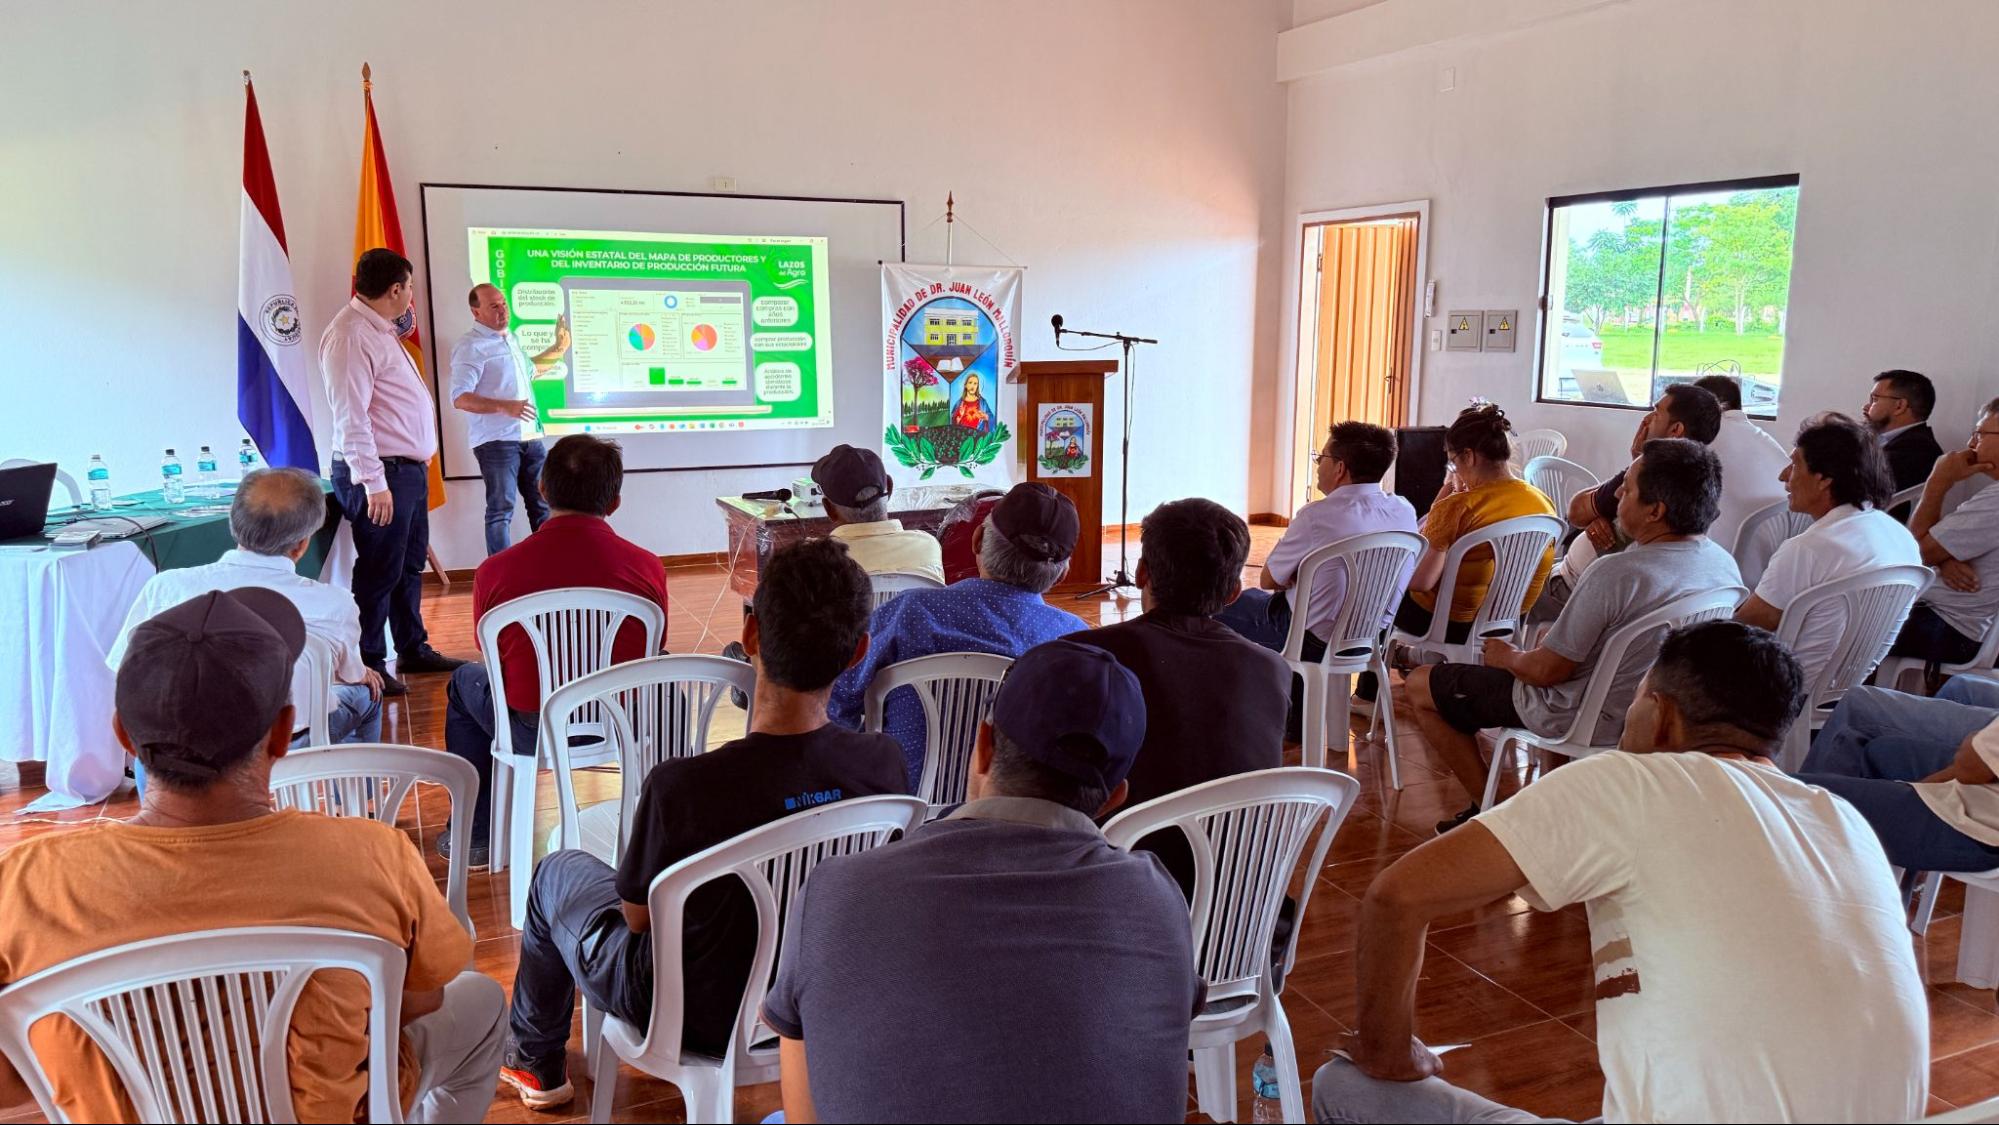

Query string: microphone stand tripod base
1075 569 1138 601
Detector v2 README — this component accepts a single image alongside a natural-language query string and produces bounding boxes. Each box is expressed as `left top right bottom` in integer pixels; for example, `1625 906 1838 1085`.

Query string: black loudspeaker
1394 426 1449 519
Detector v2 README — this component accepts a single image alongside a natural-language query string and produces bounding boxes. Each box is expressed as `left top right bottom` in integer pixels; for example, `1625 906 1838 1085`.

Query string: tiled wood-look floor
3 528 1998 1121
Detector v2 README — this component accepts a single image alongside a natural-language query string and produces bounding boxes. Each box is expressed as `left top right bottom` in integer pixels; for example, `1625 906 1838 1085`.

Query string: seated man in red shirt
442 435 669 868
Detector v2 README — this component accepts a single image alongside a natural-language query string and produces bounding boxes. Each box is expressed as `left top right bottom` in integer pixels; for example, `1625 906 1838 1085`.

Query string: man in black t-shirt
497 538 906 1110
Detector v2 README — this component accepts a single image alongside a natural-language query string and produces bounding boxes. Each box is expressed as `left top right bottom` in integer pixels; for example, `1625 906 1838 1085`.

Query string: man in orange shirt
0 590 502 1124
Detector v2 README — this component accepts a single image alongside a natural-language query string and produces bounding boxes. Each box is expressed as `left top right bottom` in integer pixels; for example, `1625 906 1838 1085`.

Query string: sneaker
498 1041 573 1110
396 645 469 675
435 828 490 871
364 662 408 697
1435 805 1479 836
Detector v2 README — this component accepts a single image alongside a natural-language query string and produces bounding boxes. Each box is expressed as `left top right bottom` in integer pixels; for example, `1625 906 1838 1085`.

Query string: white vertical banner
881 262 1022 485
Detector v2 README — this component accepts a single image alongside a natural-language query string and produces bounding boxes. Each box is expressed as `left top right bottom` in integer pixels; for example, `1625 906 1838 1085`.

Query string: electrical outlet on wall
710 175 737 192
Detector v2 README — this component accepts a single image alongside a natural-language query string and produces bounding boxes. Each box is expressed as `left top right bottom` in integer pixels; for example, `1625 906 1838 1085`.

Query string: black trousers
332 456 431 665
510 851 655 1062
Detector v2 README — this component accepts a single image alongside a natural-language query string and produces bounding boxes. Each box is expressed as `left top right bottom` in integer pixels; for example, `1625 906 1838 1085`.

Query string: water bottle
1250 1045 1282 1124
161 449 186 504
238 438 261 477
85 454 112 509
196 445 219 485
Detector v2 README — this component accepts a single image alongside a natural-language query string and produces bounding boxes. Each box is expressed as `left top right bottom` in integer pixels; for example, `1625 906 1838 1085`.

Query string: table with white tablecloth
0 542 155 810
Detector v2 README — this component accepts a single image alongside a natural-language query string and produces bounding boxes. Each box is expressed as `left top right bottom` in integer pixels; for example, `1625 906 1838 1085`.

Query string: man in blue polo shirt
765 639 1203 1122
828 482 1089 788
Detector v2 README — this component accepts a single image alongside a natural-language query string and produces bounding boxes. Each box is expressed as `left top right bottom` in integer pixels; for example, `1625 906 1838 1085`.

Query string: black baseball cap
990 639 1146 792
811 444 892 508
990 482 1080 563
115 588 305 781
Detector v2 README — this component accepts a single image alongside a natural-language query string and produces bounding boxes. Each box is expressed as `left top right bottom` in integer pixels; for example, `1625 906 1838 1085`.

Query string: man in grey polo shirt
450 284 568 556
763 639 1203 1122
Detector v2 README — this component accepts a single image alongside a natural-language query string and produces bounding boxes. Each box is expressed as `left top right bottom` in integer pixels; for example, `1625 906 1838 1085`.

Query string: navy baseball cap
990 482 1080 563
991 639 1147 791
116 588 304 780
811 444 892 508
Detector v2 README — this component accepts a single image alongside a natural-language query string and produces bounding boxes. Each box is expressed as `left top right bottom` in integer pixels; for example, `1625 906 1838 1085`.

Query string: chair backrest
474 588 667 759
1420 515 1565 650
1284 531 1424 667
270 744 480 938
0 458 81 507
1103 768 1360 1006
1543 585 1749 747
541 655 759 861
0 927 405 1125
1887 482 1925 522
1931 1095 1999 1123
1522 456 1600 521
635 796 926 1082
1731 499 1815 587
870 570 944 609
290 635 338 750
1776 564 1932 712
862 652 1014 808
1514 428 1567 464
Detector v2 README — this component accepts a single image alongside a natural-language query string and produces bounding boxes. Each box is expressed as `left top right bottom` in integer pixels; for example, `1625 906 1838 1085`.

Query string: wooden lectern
1008 359 1117 589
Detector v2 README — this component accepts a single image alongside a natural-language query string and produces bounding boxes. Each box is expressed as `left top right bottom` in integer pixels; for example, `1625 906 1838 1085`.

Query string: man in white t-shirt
1893 396 1999 667
107 468 381 749
1693 373 1791 551
1735 412 1920 681
1316 620 1927 1123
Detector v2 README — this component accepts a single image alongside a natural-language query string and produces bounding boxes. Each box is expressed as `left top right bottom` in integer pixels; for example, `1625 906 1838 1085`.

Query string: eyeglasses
1868 392 1906 405
1309 452 1335 465
1976 430 1999 439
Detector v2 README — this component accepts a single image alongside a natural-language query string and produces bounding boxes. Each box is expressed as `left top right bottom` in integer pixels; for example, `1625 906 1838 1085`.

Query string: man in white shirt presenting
1692 373 1790 550
107 468 383 752
450 284 568 556
1735 412 1919 680
1317 620 1927 1123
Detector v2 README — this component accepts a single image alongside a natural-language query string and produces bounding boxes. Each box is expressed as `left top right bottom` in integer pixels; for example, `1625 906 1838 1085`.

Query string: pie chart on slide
628 324 656 350
690 323 719 352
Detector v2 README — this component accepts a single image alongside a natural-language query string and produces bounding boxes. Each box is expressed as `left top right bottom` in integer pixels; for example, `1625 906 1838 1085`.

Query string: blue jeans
1803 677 1999 775
471 439 549 556
1803 768 1999 873
443 663 537 844
331 457 430 665
1215 589 1326 662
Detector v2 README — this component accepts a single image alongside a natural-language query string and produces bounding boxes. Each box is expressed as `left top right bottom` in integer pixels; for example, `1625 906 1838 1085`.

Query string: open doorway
1290 204 1426 508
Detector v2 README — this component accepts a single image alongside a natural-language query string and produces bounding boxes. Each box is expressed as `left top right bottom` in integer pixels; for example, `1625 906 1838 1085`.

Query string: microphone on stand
1051 313 1065 345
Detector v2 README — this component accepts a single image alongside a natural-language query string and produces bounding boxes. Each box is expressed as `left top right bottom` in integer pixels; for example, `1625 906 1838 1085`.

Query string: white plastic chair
478 588 666 930
0 457 81 508
270 743 480 939
1393 515 1564 666
1930 1095 1999 1122
1281 531 1423 785
1104 767 1361 1125
1874 610 1999 695
1771 564 1931 771
1888 482 1926 521
1481 586 1747 809
0 926 406 1125
1512 428 1567 464
587 794 926 1123
289 634 338 749
1914 869 1999 999
862 652 1014 810
1522 456 1600 522
542 655 758 866
1731 499 1815 587
870 569 943 608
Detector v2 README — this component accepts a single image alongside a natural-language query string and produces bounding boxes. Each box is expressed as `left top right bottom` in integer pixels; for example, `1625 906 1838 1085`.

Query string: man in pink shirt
319 248 466 694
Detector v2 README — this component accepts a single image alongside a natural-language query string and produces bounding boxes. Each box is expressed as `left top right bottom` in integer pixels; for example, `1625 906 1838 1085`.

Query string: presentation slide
469 227 833 436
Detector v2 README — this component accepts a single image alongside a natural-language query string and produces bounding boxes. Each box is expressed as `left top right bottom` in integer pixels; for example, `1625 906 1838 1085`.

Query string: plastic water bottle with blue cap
85 454 111 509
160 449 186 504
238 438 261 477
1251 1043 1282 1122
195 445 219 495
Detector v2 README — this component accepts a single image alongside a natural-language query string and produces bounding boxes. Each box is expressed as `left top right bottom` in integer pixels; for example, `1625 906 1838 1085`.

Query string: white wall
0 0 1289 567
1275 0 1999 508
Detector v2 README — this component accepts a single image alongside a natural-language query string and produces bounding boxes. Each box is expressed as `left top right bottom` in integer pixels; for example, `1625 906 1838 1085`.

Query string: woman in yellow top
1396 404 1557 640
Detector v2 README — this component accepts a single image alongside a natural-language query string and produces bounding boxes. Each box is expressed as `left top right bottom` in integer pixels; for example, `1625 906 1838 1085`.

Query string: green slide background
478 231 827 429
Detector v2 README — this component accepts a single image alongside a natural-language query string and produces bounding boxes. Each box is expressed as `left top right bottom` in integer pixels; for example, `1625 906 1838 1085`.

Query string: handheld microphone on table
740 488 792 503
1051 313 1065 344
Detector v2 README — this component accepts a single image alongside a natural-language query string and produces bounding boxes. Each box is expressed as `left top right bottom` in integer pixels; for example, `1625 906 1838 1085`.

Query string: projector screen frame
417 182 905 479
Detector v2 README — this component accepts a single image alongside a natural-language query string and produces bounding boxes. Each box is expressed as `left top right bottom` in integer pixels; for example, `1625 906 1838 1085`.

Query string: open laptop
0 462 57 541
